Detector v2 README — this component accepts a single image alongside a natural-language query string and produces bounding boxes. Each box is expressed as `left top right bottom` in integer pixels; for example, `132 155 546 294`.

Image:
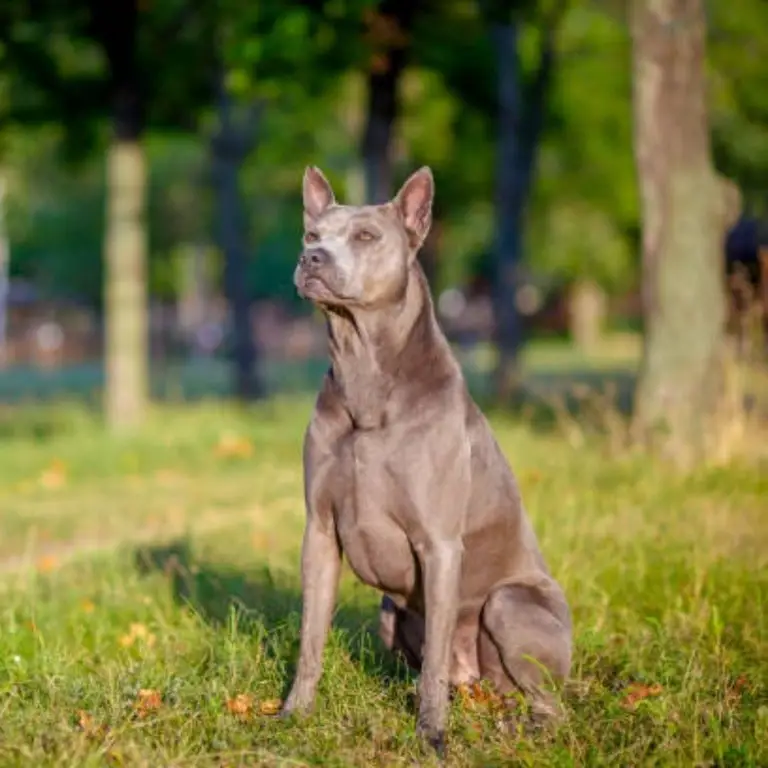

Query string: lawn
1 363 767 765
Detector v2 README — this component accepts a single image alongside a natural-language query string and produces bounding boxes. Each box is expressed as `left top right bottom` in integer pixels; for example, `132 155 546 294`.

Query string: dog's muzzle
295 247 335 299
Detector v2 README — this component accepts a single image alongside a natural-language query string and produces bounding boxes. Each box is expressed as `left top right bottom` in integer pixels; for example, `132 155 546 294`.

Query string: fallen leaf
259 698 283 716
521 468 543 486
725 675 749 706
226 693 254 718
135 689 162 718
76 710 109 739
39 459 67 489
620 683 663 710
214 433 254 460
119 622 156 648
36 555 59 573
457 681 503 711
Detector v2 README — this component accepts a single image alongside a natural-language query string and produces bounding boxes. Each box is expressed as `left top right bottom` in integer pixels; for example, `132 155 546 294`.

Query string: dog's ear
394 166 434 249
303 166 335 223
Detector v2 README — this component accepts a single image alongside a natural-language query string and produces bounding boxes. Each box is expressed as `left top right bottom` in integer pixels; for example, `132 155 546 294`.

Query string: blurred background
0 0 766 439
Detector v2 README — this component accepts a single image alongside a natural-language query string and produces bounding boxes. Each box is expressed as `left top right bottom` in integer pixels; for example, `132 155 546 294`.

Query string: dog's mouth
296 273 326 297
294 268 335 302
294 267 354 306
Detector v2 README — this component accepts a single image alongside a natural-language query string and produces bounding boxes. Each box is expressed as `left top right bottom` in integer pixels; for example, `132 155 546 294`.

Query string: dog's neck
324 263 458 430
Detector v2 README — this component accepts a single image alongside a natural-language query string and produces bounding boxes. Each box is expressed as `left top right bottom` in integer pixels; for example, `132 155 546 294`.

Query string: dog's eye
304 232 320 244
356 230 377 242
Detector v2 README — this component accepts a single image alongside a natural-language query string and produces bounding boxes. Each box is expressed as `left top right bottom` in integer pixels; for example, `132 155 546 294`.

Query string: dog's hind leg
479 578 572 721
379 595 424 672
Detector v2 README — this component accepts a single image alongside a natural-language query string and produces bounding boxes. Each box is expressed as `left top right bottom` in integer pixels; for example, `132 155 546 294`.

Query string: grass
1 356 768 765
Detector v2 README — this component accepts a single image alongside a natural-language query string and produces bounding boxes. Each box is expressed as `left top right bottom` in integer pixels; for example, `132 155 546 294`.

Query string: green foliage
2 0 768 306
530 201 634 291
528 5 637 289
708 0 768 215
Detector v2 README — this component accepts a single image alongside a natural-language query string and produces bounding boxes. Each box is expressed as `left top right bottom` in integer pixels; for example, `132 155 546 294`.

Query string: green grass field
1 349 767 766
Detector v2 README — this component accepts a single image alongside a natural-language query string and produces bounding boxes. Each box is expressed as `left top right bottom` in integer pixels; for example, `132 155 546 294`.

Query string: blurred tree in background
630 0 744 464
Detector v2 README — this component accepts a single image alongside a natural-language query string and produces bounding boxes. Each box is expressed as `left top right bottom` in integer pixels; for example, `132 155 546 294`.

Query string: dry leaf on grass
259 698 283 716
521 468 544 486
225 695 282 720
620 683 663 710
38 459 67 489
214 433 254 460
76 710 109 739
226 694 254 718
457 682 504 711
134 689 162 718
725 675 749 705
119 623 156 648
36 555 59 573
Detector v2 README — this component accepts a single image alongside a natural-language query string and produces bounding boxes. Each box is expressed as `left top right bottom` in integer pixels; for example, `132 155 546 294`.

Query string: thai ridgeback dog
282 166 572 757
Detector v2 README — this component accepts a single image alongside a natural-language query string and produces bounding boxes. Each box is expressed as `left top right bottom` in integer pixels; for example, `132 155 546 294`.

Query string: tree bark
0 175 9 367
88 0 149 430
490 21 553 400
631 0 741 464
91 0 149 430
568 279 607 354
104 135 148 428
211 80 264 401
361 0 415 204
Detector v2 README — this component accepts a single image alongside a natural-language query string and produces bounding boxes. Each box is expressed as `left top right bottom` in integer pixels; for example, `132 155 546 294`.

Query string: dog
282 166 572 756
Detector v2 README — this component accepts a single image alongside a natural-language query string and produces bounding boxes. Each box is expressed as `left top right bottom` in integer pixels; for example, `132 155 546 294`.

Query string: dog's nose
301 248 331 269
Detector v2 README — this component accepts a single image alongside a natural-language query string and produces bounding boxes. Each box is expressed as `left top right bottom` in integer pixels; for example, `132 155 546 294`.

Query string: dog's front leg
282 516 341 715
415 539 463 757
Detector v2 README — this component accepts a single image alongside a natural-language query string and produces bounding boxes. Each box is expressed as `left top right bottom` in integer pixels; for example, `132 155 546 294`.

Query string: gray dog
282 166 572 756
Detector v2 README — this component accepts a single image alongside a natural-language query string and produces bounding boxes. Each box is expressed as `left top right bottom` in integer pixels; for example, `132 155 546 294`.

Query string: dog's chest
330 431 418 598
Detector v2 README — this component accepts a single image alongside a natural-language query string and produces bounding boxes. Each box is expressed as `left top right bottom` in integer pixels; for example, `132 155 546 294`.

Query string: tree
630 0 741 464
89 0 149 429
210 77 264 400
2 0 217 427
483 1 560 399
360 1 418 204
529 4 638 351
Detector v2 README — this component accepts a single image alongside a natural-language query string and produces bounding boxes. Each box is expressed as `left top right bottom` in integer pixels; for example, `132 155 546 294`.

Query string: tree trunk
89 0 149 430
631 0 740 464
211 81 264 401
104 91 149 430
568 279 607 354
0 175 9 368
490 22 553 400
361 0 415 204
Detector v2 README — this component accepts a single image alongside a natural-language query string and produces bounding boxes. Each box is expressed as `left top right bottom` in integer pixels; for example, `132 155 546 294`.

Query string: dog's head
293 166 434 309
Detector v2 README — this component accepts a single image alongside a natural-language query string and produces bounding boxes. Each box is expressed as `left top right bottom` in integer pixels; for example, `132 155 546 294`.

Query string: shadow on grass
133 539 413 699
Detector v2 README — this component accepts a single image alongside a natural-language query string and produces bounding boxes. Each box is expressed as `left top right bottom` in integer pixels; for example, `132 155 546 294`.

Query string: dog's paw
278 695 311 720
416 724 446 761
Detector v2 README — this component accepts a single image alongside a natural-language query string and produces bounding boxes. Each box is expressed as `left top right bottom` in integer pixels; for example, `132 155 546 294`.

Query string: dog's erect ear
394 166 434 249
303 166 335 222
